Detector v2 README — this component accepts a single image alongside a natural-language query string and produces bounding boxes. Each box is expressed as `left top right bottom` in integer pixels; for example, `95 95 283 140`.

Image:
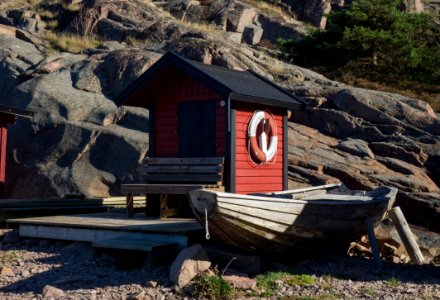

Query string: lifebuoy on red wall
248 110 278 164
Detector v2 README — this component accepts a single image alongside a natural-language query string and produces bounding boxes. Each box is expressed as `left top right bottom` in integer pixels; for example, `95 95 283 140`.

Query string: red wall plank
236 183 284 194
0 127 7 183
234 104 285 194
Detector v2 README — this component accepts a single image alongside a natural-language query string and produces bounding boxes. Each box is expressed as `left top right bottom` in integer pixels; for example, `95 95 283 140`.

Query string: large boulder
0 9 46 33
402 0 424 12
242 24 263 45
257 14 306 45
225 3 257 33
0 35 150 198
7 114 149 198
67 0 186 44
280 0 331 28
71 49 161 98
169 244 211 287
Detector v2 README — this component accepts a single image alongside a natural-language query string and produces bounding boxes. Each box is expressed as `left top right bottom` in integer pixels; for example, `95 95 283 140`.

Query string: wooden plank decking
0 196 147 222
8 212 203 249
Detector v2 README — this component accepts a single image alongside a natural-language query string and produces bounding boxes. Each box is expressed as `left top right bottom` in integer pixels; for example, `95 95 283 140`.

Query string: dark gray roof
0 105 33 118
116 51 306 110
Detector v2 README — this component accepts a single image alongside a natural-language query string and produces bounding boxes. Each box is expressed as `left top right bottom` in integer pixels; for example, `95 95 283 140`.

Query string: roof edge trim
230 92 304 110
0 105 33 118
246 69 308 110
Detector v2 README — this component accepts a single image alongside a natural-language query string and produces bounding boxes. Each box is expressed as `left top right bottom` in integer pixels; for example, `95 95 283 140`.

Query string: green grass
0 250 26 263
190 275 233 299
257 272 317 297
361 287 376 297
387 277 399 287
42 32 101 53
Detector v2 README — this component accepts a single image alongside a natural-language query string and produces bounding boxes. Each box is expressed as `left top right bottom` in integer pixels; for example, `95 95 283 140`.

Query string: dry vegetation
0 0 80 11
338 74 440 112
0 0 43 10
255 0 283 14
177 20 218 32
41 32 101 53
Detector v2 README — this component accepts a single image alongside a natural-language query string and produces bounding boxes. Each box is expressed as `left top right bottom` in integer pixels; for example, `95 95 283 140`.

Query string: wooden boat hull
189 186 397 253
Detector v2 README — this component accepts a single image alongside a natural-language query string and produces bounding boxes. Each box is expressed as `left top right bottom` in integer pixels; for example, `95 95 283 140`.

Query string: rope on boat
204 202 210 240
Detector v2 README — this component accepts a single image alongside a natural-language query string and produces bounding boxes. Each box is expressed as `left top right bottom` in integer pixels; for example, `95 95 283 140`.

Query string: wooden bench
121 157 225 218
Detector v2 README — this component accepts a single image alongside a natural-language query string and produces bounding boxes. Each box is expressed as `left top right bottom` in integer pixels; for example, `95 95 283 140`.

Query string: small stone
126 290 146 300
274 279 284 286
38 58 64 74
222 274 257 290
146 280 158 288
0 266 15 277
21 270 30 277
42 285 65 299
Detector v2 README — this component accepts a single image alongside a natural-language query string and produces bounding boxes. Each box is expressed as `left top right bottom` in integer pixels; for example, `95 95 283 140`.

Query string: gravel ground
0 228 439 299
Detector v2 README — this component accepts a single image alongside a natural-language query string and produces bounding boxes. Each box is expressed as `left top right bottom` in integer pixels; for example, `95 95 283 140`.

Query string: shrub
279 0 440 109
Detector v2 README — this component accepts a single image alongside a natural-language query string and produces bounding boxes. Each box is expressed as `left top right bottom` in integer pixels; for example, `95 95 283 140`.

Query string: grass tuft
42 32 101 53
256 0 283 14
268 60 285 75
45 19 59 30
0 0 43 10
63 2 81 12
257 271 316 297
361 287 376 297
190 275 233 299
177 20 217 32
387 277 399 287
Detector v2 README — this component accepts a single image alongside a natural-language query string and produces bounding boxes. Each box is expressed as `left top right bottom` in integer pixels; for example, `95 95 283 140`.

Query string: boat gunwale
198 186 398 206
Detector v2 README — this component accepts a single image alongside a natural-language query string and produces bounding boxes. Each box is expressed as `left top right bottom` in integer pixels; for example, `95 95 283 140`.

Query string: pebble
146 280 158 288
42 285 65 298
0 267 15 277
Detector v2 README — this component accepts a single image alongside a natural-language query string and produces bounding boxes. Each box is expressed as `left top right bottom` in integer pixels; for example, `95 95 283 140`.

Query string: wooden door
178 101 216 157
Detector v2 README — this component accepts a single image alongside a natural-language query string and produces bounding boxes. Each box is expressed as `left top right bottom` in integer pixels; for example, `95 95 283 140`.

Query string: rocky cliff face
0 0 439 231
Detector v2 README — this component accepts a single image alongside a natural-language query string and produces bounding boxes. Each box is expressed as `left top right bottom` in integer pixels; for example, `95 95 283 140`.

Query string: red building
0 105 32 198
117 52 305 194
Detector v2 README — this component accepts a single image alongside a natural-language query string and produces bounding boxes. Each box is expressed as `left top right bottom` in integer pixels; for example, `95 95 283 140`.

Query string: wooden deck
0 196 147 223
8 212 203 249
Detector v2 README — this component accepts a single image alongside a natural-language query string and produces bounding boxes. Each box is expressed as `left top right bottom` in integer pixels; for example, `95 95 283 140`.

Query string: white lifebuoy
248 110 278 163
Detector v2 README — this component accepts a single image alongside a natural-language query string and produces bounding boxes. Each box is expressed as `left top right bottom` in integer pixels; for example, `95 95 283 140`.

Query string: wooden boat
189 183 398 253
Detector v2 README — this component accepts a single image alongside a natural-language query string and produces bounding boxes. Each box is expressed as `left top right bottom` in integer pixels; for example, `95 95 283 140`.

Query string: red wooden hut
0 105 32 198
117 52 305 195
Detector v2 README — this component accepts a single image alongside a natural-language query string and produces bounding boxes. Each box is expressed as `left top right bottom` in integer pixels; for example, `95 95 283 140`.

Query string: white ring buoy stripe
248 110 278 163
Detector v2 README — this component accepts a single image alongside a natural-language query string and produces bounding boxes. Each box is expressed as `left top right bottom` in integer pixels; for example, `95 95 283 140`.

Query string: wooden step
93 236 179 252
